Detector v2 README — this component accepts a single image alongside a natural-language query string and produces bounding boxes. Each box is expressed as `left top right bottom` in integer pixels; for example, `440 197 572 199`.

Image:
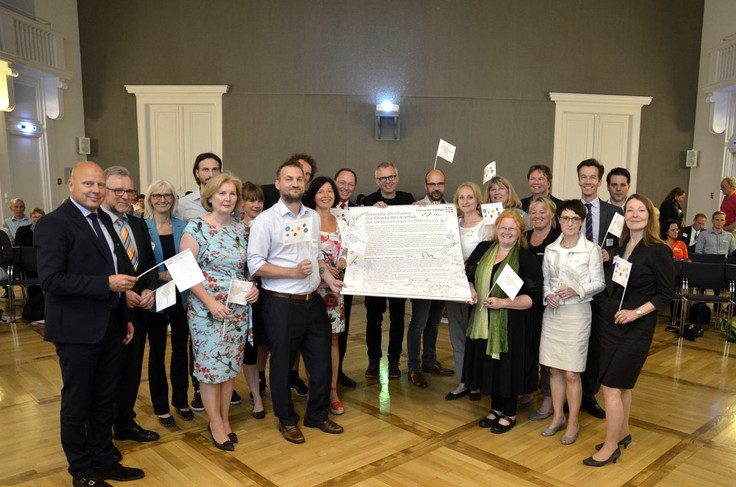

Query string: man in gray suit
577 158 623 419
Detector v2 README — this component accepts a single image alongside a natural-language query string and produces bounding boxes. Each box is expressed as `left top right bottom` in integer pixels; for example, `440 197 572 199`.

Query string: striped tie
116 217 138 270
585 203 594 242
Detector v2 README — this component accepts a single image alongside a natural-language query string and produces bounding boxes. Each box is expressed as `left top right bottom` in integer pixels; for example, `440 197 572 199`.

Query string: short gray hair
144 180 178 219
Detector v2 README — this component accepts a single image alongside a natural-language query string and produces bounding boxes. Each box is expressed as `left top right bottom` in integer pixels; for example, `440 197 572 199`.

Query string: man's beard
282 193 302 204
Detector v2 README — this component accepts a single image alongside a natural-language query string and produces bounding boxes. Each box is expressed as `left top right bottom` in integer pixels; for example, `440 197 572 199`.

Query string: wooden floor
2 297 736 486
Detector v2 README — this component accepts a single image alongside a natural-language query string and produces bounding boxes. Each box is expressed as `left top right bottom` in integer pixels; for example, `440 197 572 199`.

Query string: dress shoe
595 434 632 451
73 473 111 487
290 376 309 397
583 447 621 467
94 463 145 481
541 417 567 437
338 372 357 387
114 423 160 442
278 422 306 444
582 398 606 419
252 407 266 419
303 417 344 434
445 388 470 400
112 445 122 462
469 391 481 401
408 370 428 388
365 360 380 379
421 361 454 376
388 361 401 379
231 390 243 405
207 424 234 451
478 411 500 428
177 408 194 421
190 391 204 412
228 432 238 443
490 416 517 434
158 415 175 427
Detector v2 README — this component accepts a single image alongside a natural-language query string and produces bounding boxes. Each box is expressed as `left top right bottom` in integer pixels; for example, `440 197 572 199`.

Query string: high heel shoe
228 432 238 443
541 417 567 437
582 447 621 467
208 425 234 451
595 434 632 451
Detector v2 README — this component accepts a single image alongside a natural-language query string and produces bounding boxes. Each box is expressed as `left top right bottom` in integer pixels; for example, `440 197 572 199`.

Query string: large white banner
342 204 471 301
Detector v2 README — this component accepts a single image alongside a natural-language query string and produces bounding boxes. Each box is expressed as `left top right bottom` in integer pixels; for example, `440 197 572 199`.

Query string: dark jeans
365 296 406 363
406 299 445 371
146 303 189 415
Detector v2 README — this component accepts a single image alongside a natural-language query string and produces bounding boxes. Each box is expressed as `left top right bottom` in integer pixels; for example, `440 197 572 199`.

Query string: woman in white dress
539 200 604 445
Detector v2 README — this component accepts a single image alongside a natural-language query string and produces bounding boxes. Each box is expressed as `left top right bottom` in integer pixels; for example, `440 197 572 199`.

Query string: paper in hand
165 248 206 293
612 256 632 288
226 279 253 306
481 202 504 225
330 207 349 224
482 161 497 184
495 264 524 300
283 217 313 245
155 280 176 312
436 139 456 163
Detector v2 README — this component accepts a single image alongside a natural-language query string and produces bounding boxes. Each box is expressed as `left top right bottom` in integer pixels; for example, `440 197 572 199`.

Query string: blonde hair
490 209 528 249
201 172 243 212
453 182 483 218
486 176 522 209
529 196 557 229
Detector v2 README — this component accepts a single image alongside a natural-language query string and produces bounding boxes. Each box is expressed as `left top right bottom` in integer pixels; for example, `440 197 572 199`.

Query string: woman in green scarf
462 209 544 434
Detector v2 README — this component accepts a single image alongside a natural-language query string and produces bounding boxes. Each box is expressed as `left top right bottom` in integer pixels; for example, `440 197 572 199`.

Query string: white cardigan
542 232 605 305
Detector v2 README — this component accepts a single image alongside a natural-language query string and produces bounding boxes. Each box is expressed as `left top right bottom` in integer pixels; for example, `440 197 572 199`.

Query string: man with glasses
577 158 623 420
362 162 415 379
520 165 562 213
101 167 159 447
406 170 454 388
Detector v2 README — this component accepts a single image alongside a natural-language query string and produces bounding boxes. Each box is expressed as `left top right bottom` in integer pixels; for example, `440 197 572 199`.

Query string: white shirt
175 188 209 221
247 199 322 294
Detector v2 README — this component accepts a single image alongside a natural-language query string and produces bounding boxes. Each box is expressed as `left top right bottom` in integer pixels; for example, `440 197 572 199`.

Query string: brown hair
490 209 528 249
620 194 663 247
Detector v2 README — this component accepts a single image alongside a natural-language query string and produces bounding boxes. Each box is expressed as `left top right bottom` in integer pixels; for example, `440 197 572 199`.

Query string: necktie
585 203 594 242
116 217 138 270
87 213 114 273
340 202 346 209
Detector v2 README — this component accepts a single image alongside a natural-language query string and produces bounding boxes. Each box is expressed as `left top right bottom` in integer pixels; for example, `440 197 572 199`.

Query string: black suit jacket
108 212 157 297
521 194 563 213
681 225 702 254
35 199 131 344
597 200 624 250
14 224 34 247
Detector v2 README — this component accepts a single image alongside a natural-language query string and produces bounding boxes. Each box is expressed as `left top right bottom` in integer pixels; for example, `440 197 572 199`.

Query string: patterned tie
87 213 114 273
585 203 594 242
116 217 138 270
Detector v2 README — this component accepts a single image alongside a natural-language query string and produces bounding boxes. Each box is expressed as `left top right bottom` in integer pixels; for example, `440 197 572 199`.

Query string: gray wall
77 0 703 204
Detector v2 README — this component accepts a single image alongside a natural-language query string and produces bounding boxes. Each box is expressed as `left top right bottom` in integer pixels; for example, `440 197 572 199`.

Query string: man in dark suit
520 164 563 213
578 158 624 419
35 161 144 487
682 213 708 253
101 166 159 443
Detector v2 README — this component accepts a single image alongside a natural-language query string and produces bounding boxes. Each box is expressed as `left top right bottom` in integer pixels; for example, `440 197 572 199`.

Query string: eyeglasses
560 216 582 224
107 187 137 197
150 193 174 200
377 175 397 183
497 226 519 233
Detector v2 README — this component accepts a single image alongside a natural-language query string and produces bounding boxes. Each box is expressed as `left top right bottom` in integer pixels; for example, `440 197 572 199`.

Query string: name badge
606 238 614 247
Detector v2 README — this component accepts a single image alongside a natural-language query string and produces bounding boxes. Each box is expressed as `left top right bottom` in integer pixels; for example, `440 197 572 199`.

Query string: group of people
25 150 685 486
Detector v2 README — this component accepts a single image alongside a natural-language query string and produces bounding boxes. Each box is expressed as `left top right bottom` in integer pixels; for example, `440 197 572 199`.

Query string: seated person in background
694 211 736 256
681 213 707 254
15 207 45 246
2 198 30 242
661 219 689 261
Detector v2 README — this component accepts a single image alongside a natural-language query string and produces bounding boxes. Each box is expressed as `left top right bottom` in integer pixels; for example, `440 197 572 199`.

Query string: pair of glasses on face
560 216 582 224
377 175 397 183
150 193 174 200
107 188 137 197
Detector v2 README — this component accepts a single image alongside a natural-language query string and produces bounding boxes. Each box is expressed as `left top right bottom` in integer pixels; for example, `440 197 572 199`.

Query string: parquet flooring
1 297 736 486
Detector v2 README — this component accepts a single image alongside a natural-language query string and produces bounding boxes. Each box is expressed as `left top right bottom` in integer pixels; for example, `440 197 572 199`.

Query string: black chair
690 253 726 264
727 253 736 264
8 246 41 323
671 259 687 328
680 262 730 335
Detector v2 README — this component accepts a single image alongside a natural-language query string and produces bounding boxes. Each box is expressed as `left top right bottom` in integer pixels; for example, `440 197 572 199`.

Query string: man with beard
406 170 454 388
248 159 345 444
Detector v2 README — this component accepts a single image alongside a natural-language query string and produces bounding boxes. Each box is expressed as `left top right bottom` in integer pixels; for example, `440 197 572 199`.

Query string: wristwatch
635 308 642 316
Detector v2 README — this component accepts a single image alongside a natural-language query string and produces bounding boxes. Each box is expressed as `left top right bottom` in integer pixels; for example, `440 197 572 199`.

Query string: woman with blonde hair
485 176 531 229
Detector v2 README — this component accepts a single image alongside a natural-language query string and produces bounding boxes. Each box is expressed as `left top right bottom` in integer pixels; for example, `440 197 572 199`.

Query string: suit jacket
262 183 280 210
681 225 702 253
597 200 623 250
123 214 157 296
521 194 563 213
14 224 34 247
145 216 188 307
35 199 131 344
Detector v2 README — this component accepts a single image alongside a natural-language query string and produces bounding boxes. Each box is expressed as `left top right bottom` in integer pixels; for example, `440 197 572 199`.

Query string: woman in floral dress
180 173 259 451
305 176 347 415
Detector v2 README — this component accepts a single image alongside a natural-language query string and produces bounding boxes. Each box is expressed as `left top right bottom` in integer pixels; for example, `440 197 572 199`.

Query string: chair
7 246 41 323
724 264 736 340
727 253 736 264
680 262 730 335
671 259 687 328
690 253 726 264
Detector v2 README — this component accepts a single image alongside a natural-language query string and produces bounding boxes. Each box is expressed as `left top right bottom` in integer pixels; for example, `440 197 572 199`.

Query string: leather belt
263 290 317 301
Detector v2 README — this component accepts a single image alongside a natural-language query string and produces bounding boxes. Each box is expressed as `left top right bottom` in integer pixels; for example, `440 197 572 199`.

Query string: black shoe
338 372 357 387
490 416 517 434
208 425 235 451
290 376 309 397
445 388 470 400
252 407 266 419
191 391 204 412
177 408 194 421
73 473 111 487
469 391 481 401
582 398 606 419
231 390 243 405
94 463 145 481
583 448 621 467
114 423 160 442
228 432 238 444
158 415 175 427
595 434 632 451
365 360 380 378
112 445 122 462
388 361 401 379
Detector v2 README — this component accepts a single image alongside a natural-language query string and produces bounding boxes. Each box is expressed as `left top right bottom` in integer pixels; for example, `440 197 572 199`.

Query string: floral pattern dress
318 228 346 333
185 218 252 384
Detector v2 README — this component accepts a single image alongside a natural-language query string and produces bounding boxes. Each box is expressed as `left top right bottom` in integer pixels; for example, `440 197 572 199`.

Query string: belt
263 290 317 301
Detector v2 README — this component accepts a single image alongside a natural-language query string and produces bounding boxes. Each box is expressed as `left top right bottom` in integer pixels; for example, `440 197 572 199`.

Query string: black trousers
146 303 190 415
55 313 122 478
365 296 406 363
337 294 353 373
262 293 331 426
581 294 605 399
114 306 147 427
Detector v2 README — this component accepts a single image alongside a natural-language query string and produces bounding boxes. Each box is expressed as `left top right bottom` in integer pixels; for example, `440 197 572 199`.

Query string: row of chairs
0 246 40 323
672 260 736 340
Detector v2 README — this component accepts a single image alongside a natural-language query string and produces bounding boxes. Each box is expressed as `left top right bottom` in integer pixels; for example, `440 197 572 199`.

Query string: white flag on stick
482 161 497 184
490 264 524 300
436 139 456 163
612 256 632 311
481 202 504 225
606 213 625 238
164 248 206 293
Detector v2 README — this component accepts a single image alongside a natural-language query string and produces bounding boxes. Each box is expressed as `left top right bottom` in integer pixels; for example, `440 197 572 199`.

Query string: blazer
521 194 563 213
597 200 623 250
542 233 605 304
14 224 34 247
35 199 131 344
681 225 702 253
124 213 157 296
145 216 188 307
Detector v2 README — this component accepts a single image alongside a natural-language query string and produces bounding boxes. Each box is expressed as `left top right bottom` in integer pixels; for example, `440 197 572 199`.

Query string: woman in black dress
584 194 673 466
463 209 544 434
658 187 686 226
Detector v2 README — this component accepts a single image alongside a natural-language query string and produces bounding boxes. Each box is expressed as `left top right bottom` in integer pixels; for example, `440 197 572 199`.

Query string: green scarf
466 242 521 359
